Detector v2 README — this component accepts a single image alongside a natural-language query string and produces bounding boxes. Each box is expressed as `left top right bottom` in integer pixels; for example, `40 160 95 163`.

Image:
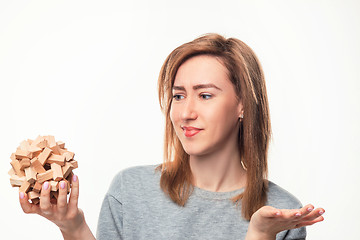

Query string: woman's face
170 55 243 157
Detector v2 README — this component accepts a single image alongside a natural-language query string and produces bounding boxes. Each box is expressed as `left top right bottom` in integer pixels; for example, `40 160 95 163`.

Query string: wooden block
33 181 42 193
8 168 15 176
38 140 48 149
28 191 40 199
47 154 65 166
30 157 46 173
19 158 31 170
37 170 53 183
62 162 74 179
19 140 31 151
50 144 61 155
51 191 59 199
15 148 31 160
50 181 59 191
62 151 75 161
66 171 74 183
10 160 25 177
29 145 42 158
31 198 40 204
32 135 47 149
31 135 42 145
51 163 63 181
19 181 31 193
10 175 26 187
27 139 34 145
24 166 37 184
57 141 65 149
69 160 78 169
10 152 16 161
37 147 52 165
45 135 56 148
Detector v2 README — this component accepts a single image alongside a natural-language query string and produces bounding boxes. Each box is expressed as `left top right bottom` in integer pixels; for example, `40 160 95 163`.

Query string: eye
200 94 212 100
173 94 184 101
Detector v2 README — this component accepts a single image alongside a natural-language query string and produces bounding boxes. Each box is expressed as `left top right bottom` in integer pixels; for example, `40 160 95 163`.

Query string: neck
189 142 247 192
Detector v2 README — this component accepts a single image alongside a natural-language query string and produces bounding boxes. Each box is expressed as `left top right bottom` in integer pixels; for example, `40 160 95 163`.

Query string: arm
19 175 95 240
245 204 325 240
96 192 124 239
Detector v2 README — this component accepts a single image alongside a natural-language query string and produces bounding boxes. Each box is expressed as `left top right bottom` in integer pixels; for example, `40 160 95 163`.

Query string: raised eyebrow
172 84 222 91
193 84 222 91
172 86 186 91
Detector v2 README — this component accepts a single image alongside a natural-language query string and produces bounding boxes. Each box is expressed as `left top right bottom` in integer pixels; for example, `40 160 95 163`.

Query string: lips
181 126 203 137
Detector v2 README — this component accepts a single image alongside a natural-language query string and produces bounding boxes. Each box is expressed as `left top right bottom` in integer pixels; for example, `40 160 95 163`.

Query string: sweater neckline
154 164 245 200
192 185 245 200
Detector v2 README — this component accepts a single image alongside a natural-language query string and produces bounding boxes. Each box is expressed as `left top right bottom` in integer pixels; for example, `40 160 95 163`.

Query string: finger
301 208 325 222
19 192 40 214
57 180 69 215
300 204 314 215
259 206 282 218
68 175 79 216
39 181 52 215
280 209 302 220
278 204 315 219
295 215 325 228
293 204 315 218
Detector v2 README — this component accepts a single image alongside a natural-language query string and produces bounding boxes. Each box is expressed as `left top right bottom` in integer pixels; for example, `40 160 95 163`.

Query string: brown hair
157 33 271 220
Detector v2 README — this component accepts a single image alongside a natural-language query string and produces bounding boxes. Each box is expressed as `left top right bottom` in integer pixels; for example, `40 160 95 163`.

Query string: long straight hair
157 33 271 220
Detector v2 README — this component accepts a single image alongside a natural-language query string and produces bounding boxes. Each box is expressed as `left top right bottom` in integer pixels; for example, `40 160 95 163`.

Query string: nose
181 96 198 121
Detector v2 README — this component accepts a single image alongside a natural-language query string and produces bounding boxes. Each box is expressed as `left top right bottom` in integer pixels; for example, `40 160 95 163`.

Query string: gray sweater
97 165 306 239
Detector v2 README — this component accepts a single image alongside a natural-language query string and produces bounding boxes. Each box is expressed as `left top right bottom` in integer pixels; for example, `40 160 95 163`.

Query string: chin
182 145 211 157
182 146 199 156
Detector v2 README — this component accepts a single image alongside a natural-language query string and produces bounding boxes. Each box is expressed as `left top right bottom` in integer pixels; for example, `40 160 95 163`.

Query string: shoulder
266 181 303 209
111 164 160 181
107 164 162 202
266 181 307 239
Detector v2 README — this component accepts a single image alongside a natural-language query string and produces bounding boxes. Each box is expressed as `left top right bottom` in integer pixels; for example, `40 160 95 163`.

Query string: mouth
181 126 203 137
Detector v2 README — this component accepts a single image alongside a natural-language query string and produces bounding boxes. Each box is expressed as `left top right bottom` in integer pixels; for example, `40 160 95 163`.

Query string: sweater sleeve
267 182 307 240
282 227 306 240
96 193 124 240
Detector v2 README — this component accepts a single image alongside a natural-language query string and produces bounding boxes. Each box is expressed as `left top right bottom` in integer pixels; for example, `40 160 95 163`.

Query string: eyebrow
172 84 222 91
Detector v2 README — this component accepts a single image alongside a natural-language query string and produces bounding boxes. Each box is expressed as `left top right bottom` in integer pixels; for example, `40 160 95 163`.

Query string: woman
19 33 325 239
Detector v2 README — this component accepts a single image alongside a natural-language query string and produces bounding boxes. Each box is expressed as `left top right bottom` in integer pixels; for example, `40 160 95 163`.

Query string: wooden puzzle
9 135 78 204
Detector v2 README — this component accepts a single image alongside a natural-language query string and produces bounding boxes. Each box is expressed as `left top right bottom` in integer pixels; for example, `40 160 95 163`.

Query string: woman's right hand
245 204 325 240
19 175 95 240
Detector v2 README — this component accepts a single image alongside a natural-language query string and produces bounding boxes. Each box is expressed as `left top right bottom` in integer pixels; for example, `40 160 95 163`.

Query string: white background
1 1 359 239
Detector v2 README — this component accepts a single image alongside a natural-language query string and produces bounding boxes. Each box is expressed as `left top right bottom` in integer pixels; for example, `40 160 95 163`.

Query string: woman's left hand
245 204 325 240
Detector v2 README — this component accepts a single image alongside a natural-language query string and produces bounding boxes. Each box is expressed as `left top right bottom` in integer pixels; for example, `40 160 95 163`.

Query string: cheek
207 102 239 128
169 106 180 133
169 106 176 124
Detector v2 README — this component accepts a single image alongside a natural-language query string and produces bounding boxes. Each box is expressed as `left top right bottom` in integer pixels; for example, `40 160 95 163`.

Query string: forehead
173 55 231 88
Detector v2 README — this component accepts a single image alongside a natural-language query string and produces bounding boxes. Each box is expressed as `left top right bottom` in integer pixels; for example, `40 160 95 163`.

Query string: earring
241 160 247 171
239 114 244 122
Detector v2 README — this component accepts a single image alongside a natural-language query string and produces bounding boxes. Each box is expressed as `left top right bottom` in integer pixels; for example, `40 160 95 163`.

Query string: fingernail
72 174 77 182
275 212 281 216
60 181 66 189
307 207 313 212
19 192 25 199
295 212 301 217
43 182 49 190
319 210 324 215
